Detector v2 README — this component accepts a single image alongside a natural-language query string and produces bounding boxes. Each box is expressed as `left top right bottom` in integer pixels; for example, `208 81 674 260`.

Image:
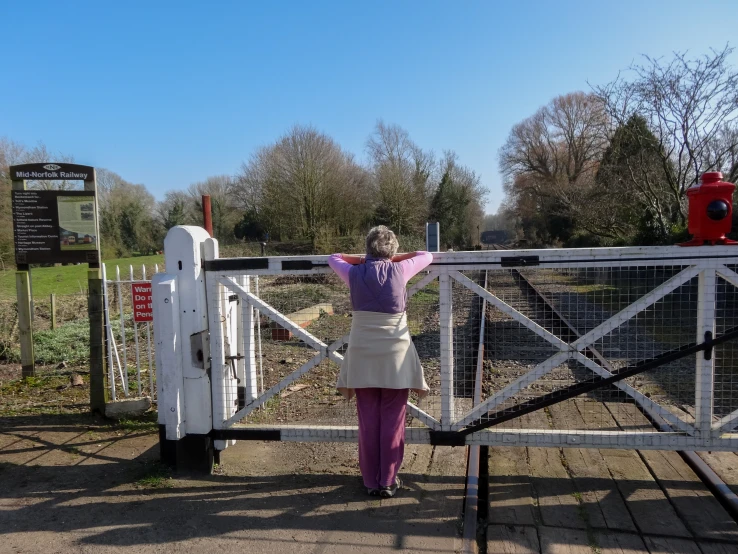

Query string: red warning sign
131 282 153 322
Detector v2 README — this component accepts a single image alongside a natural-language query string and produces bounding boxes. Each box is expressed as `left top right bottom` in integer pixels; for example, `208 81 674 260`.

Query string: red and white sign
131 282 153 322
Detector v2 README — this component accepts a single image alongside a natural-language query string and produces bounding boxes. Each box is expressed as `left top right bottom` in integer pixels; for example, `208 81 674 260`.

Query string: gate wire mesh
232 261 737 437
479 265 700 432
715 265 738 422
240 272 443 427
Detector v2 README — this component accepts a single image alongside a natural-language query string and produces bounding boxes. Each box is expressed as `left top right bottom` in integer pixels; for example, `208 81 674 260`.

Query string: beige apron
336 310 429 400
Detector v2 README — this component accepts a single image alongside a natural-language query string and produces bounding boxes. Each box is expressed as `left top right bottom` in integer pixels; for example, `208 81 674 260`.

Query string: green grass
0 253 164 298
30 319 94 364
112 412 158 432
134 462 173 489
3 317 133 365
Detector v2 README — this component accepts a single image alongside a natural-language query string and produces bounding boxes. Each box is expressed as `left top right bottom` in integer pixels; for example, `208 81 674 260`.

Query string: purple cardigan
328 252 433 314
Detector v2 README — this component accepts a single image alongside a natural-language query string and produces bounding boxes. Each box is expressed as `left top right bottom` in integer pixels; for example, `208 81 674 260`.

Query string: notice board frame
9 163 107 412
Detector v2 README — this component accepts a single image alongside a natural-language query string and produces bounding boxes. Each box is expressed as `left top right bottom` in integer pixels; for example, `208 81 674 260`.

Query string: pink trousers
354 387 409 489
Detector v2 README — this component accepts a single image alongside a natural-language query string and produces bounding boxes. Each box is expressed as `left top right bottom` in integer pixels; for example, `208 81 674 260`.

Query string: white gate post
153 226 215 471
695 267 717 438
439 272 455 429
242 276 258 403
152 274 184 466
203 237 239 452
164 226 213 436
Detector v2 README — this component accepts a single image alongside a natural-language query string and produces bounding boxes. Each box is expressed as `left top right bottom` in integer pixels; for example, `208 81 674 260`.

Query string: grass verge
0 253 164 298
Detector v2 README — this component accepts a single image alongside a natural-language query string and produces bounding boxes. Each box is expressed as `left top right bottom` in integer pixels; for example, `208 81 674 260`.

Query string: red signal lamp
679 172 737 246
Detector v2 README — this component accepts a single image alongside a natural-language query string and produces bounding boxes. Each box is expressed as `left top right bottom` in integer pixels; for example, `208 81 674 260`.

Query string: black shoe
379 477 403 498
367 487 380 496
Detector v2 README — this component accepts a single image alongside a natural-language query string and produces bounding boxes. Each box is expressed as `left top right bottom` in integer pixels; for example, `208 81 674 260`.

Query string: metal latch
190 330 211 370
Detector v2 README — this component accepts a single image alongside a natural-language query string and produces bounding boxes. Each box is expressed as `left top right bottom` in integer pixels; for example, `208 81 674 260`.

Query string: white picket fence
103 262 158 402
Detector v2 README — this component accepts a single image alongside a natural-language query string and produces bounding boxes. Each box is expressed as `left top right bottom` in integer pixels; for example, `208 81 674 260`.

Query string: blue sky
2 0 736 213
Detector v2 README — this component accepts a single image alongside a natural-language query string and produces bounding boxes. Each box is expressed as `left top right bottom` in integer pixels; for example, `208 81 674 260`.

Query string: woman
328 226 433 498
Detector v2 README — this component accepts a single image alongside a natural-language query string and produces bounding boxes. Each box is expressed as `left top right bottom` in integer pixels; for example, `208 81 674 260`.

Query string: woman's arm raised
396 251 434 284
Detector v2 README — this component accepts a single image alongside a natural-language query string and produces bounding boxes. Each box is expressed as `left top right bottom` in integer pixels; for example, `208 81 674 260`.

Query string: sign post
426 221 440 252
9 163 107 412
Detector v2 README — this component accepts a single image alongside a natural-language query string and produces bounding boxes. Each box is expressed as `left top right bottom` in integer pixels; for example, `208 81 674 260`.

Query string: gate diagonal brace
458 326 738 437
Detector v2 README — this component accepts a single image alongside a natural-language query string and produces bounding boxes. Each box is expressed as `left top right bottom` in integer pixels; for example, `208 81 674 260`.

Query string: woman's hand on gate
339 254 365 265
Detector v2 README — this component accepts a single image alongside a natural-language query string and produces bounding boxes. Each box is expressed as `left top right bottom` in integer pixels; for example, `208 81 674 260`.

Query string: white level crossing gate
152 227 738 468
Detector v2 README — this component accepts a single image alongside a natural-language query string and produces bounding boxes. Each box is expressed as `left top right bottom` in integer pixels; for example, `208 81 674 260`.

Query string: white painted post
439 272 455 429
152 274 184 441
242 276 258 403
255 276 264 397
116 265 129 395
695 267 717 437
143 265 154 398
164 226 213 435
204 239 225 433
235 276 246 407
203 236 238 446
102 263 116 401
131 265 142 396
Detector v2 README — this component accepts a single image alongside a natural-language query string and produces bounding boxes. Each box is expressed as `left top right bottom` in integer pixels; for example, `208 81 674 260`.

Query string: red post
202 195 213 237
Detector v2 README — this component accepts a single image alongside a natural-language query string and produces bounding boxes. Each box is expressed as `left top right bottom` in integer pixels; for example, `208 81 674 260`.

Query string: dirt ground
0 412 467 554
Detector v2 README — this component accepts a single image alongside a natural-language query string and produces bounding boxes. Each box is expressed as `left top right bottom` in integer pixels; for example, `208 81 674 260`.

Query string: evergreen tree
429 171 456 245
595 114 675 244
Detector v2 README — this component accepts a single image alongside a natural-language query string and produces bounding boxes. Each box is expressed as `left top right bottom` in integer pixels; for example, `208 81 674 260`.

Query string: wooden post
85 170 108 413
50 293 57 330
12 177 34 378
16 269 34 377
88 268 107 412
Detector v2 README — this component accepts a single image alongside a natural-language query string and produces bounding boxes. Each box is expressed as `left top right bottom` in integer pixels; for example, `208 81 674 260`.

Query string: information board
131 282 153 322
12 190 99 264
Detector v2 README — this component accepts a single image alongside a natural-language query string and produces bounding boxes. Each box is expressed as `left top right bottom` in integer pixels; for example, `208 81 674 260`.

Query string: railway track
462 243 738 553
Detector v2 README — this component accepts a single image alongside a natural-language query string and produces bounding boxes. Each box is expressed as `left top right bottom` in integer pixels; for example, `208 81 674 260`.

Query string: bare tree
157 190 196 231
500 92 608 194
188 175 240 243
97 168 160 256
367 121 435 235
594 45 738 224
235 125 372 242
499 92 611 239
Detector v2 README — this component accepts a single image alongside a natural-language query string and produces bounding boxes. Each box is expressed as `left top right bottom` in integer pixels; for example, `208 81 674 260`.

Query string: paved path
0 415 467 553
3 411 738 553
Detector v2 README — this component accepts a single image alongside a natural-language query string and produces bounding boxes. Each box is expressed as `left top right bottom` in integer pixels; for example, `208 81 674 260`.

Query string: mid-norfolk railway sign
10 163 94 181
10 163 98 264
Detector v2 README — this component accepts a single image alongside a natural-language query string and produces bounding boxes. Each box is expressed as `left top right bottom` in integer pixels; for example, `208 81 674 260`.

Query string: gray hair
366 225 399 259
